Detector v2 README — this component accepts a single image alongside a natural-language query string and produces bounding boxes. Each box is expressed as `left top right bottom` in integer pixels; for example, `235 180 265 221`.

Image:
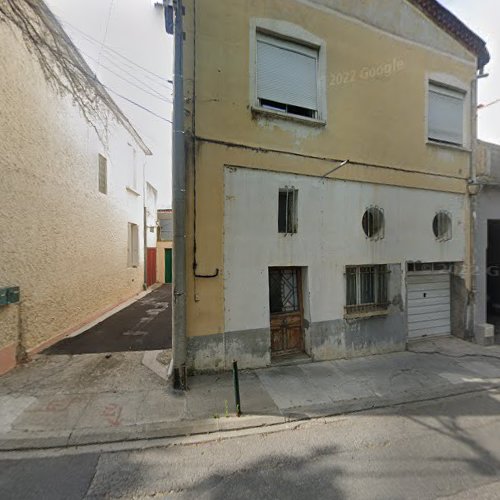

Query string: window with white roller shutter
428 82 465 146
256 33 319 118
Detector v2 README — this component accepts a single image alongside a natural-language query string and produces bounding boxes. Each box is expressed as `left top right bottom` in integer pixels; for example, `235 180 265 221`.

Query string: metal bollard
232 360 241 416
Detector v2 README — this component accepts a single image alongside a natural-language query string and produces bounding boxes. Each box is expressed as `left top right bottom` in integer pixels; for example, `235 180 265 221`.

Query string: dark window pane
278 191 288 233
269 269 283 313
360 266 375 304
269 268 299 314
280 269 299 312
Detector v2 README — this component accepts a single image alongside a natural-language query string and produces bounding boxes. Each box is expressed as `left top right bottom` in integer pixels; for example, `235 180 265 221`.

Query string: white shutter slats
428 83 464 145
257 35 318 112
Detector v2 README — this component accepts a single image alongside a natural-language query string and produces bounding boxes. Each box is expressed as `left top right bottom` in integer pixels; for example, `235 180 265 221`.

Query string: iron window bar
345 265 390 314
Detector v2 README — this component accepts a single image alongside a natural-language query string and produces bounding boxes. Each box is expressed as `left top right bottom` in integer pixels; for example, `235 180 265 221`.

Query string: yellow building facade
179 0 489 371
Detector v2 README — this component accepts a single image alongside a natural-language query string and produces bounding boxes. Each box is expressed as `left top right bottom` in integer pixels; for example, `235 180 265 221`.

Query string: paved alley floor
45 285 172 354
1 336 500 450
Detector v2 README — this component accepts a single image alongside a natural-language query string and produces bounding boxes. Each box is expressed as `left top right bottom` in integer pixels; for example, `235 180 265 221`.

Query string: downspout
169 0 187 389
469 68 489 338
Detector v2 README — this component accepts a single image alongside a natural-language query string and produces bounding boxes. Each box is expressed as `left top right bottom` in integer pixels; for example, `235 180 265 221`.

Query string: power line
51 42 173 124
104 86 172 123
60 18 173 85
97 0 115 68
98 51 172 94
82 51 172 103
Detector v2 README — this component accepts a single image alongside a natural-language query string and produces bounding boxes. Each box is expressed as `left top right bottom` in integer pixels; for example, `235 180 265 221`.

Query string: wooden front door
269 267 304 357
146 248 157 287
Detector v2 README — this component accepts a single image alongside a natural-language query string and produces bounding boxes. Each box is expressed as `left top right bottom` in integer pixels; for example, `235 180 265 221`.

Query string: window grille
432 211 452 241
407 262 452 272
269 268 299 314
362 207 384 240
278 188 298 234
98 154 107 194
345 265 389 314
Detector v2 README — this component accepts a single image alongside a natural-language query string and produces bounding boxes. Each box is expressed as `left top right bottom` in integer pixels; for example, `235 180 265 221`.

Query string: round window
362 207 384 239
433 211 452 241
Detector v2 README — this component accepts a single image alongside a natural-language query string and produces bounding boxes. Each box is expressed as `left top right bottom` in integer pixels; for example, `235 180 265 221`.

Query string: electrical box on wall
0 286 20 306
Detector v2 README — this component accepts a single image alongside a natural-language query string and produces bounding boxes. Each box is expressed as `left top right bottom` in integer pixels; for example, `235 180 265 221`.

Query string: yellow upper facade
183 0 479 186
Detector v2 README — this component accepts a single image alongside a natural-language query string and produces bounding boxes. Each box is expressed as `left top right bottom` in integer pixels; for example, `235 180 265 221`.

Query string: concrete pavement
1 336 500 450
2 389 500 499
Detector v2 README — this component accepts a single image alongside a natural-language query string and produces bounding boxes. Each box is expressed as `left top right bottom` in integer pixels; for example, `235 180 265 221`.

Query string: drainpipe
167 0 187 389
469 69 488 338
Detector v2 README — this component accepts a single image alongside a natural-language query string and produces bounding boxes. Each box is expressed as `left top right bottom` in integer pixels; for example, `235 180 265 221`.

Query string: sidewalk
1 336 500 450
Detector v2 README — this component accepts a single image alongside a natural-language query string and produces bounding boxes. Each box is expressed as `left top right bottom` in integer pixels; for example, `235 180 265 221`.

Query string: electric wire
82 51 172 103
104 86 172 123
98 51 173 94
59 18 173 85
97 0 115 67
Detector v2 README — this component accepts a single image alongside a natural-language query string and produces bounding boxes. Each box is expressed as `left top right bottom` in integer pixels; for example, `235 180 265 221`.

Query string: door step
271 352 311 367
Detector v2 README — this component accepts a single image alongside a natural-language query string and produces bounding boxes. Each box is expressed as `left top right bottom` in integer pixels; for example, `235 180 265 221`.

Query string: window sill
126 186 141 196
251 106 326 127
426 140 471 153
344 309 389 320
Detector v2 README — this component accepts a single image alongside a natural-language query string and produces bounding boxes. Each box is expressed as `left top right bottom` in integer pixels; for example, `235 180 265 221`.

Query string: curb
1 380 499 451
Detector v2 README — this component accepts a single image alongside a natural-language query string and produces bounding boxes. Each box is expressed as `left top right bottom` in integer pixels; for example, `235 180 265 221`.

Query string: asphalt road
44 285 172 354
1 389 500 499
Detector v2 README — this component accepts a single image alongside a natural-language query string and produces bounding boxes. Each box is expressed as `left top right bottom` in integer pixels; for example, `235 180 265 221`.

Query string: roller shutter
256 34 318 112
407 272 451 339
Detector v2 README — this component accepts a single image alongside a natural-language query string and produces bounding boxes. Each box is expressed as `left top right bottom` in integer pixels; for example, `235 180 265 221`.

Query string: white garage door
407 272 451 339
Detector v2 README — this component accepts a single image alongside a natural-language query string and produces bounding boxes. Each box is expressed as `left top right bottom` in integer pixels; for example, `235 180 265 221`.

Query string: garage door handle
423 293 427 298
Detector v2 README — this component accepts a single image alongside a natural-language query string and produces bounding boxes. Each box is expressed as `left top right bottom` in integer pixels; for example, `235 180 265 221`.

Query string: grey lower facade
187 263 469 372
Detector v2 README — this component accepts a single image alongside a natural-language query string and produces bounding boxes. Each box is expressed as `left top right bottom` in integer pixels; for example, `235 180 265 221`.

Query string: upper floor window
126 144 139 193
428 82 465 146
98 154 107 194
257 33 318 119
127 222 139 267
278 187 298 234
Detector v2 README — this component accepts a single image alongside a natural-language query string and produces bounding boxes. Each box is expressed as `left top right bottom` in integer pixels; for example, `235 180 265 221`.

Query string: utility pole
165 0 187 389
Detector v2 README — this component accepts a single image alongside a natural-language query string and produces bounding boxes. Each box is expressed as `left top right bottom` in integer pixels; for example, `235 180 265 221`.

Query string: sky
439 0 500 144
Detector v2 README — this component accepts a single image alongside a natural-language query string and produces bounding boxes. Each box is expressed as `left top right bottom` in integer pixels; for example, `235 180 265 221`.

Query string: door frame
268 266 305 358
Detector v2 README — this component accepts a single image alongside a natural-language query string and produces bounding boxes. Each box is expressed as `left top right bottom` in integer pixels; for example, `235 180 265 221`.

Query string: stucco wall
180 0 476 345
0 22 146 372
184 0 475 175
224 167 465 332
